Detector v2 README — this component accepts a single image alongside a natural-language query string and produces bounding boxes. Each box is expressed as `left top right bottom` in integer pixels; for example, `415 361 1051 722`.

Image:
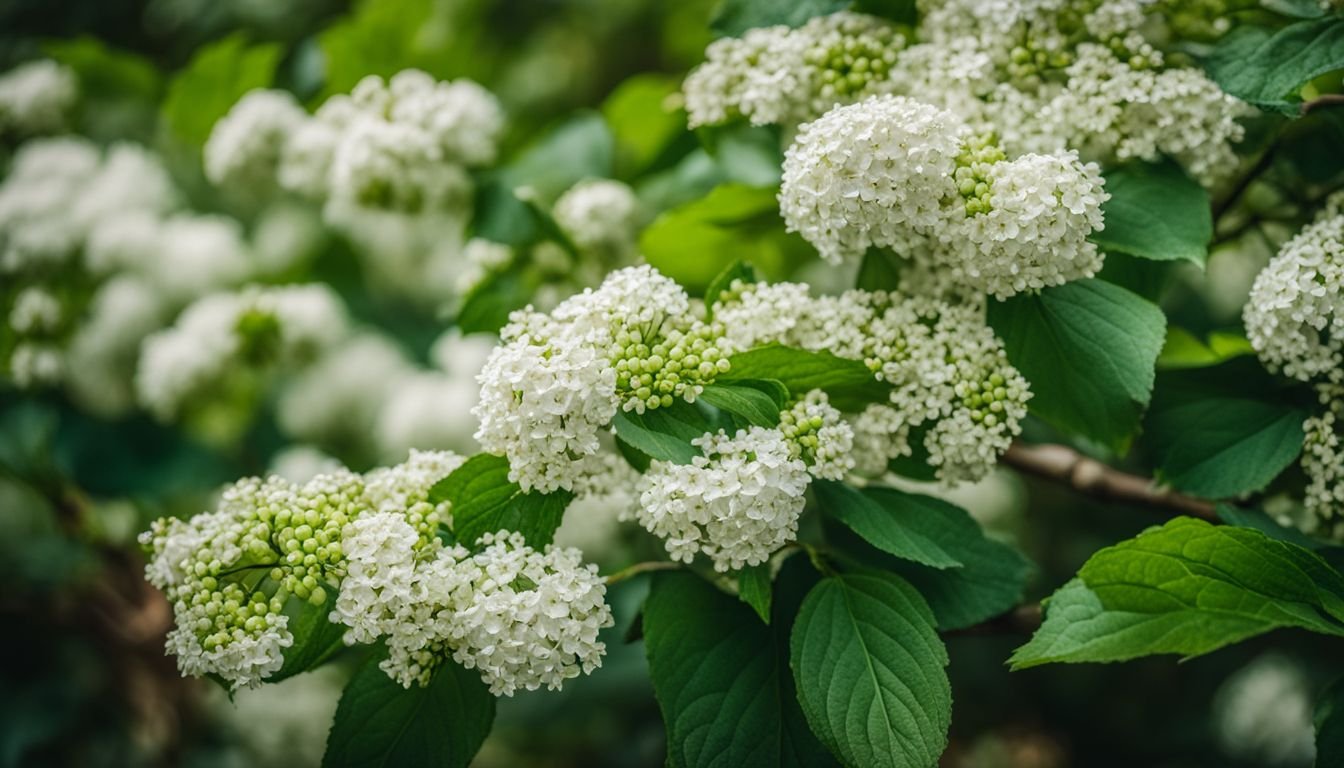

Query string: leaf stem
603 560 682 585
1002 441 1218 521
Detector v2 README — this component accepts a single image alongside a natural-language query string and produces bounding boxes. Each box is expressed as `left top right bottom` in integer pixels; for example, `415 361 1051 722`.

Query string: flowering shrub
6 0 1344 766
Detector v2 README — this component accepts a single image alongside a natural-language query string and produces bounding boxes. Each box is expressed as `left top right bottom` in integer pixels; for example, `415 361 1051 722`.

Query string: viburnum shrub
6 0 1344 765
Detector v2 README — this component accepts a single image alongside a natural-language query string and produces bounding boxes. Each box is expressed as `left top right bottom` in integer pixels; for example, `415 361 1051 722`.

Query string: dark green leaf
737 563 773 623
987 279 1166 451
644 571 831 767
790 571 951 768
1205 17 1344 114
271 598 347 683
612 401 716 464
162 34 281 148
1217 504 1335 551
711 0 849 36
428 453 573 548
722 345 891 412
812 480 963 569
1011 518 1344 669
453 258 535 333
322 650 493 768
1091 160 1211 267
500 112 616 203
699 383 783 428
855 248 905 291
1316 677 1344 767
1147 362 1308 498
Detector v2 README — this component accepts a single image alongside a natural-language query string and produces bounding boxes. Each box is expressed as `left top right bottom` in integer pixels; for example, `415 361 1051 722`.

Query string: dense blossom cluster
779 95 1107 298
1302 389 1344 535
687 4 1248 187
474 265 729 492
716 280 1031 483
683 12 906 127
636 426 811 571
0 60 77 137
136 285 348 421
143 452 612 694
551 179 642 261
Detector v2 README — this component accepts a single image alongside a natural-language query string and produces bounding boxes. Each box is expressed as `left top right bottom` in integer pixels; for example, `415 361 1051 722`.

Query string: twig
1002 442 1218 521
945 603 1043 637
1302 93 1344 116
603 560 681 585
1213 143 1276 221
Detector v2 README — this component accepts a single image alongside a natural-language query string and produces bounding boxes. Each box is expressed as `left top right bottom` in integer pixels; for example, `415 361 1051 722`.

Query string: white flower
1302 387 1344 534
1245 212 1344 385
277 333 415 447
444 531 613 696
0 60 77 136
780 95 966 265
636 426 810 572
8 286 61 334
204 89 309 190
779 390 855 480
552 179 640 257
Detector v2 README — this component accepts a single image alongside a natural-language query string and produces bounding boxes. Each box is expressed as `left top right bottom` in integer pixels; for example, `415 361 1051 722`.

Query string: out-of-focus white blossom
204 88 309 191
552 179 641 259
0 60 77 137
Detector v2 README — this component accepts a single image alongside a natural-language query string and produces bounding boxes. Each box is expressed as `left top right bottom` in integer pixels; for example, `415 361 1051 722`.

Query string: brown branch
1002 442 1217 521
1302 93 1344 115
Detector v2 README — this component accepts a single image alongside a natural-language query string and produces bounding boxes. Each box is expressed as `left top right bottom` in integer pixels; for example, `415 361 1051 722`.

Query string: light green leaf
790 571 951 768
641 184 807 293
1157 327 1255 370
1146 362 1308 498
737 563 773 624
1091 160 1211 267
722 345 891 412
644 571 832 768
602 73 686 177
162 34 281 149
700 383 783 428
322 650 493 768
428 454 573 548
1205 17 1344 114
987 279 1166 451
812 481 963 570
1011 518 1344 669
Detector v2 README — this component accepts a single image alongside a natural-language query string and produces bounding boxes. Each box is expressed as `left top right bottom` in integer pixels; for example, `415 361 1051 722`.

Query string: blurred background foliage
1 0 1342 766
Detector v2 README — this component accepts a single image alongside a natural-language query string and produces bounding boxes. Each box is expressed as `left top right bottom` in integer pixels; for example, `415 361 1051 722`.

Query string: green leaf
710 0 850 36
1010 518 1344 669
699 123 785 186
602 74 687 177
790 571 952 768
812 480 963 570
271 597 347 683
1091 160 1211 267
699 383 783 428
855 248 905 292
44 37 161 140
1216 504 1335 551
322 650 494 768
501 112 616 203
643 571 832 768
1205 17 1344 114
704 258 759 312
1146 361 1309 498
1157 327 1255 370
1316 677 1344 767
987 279 1166 451
822 486 1033 630
722 345 891 412
428 454 573 548
162 34 281 148
316 0 480 99
453 261 535 333
737 563 773 623
612 401 716 464
641 184 807 293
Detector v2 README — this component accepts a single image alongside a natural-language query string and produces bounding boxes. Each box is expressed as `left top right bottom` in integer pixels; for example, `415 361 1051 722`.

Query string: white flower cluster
715 280 1031 483
1302 389 1344 535
333 521 612 694
136 284 348 421
778 390 855 480
1244 211 1344 386
683 12 906 127
204 89 309 191
0 60 77 137
552 179 641 261
474 265 729 492
779 95 1107 298
636 426 811 572
245 70 505 214
141 468 369 689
